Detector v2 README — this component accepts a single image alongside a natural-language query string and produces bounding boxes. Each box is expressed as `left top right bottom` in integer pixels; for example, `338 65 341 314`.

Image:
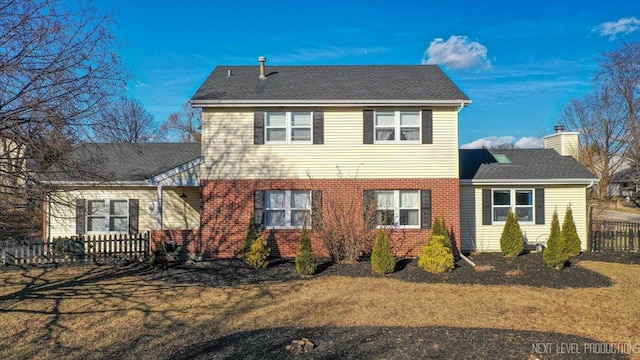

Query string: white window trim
86 199 129 234
265 111 313 144
265 190 312 229
375 190 420 229
374 110 421 144
491 189 535 225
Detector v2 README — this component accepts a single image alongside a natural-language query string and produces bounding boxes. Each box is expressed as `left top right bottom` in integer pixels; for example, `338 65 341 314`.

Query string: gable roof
191 65 470 106
460 148 597 185
46 143 201 183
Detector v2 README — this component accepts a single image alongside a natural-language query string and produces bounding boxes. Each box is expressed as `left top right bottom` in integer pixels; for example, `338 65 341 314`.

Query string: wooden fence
0 233 150 266
590 220 640 252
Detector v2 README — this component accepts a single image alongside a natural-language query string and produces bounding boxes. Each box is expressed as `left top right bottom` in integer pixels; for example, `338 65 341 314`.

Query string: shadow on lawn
169 325 629 360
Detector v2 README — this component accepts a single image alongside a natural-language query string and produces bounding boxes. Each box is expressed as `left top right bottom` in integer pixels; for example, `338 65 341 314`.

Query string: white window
492 189 534 223
266 111 312 144
87 199 129 233
265 190 311 228
375 111 420 143
374 190 420 227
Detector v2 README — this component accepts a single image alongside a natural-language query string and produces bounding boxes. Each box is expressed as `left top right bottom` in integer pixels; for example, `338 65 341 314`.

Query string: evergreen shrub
371 230 396 274
499 211 524 257
295 227 317 275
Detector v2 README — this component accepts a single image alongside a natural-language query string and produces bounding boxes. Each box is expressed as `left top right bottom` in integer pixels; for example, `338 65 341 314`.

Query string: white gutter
44 180 153 187
460 178 600 186
191 99 471 107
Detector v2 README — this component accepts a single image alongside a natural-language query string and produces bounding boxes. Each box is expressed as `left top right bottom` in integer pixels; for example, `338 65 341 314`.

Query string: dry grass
1 261 639 359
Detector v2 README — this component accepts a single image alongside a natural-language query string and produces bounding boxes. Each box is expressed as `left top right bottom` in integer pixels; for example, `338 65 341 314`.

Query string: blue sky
95 0 640 147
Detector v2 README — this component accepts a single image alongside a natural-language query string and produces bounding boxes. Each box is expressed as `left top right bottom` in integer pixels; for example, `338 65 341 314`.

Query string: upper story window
266 111 312 144
375 111 420 143
87 199 129 233
373 190 420 228
492 189 534 223
265 190 311 228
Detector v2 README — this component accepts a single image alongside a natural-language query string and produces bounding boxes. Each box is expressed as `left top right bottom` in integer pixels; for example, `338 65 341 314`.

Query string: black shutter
129 199 139 234
311 190 322 230
254 190 265 228
313 111 324 144
421 190 432 229
535 188 545 225
254 112 265 145
363 190 375 229
482 189 492 225
422 109 433 144
75 199 86 235
363 110 374 144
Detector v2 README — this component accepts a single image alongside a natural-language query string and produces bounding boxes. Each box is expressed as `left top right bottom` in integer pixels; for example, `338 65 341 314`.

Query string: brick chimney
544 125 579 159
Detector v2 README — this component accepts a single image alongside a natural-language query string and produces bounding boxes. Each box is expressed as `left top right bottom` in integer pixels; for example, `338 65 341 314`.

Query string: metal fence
0 233 150 266
589 220 640 252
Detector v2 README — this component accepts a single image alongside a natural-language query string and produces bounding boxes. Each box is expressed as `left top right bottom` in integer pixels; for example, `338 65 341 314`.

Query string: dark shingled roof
191 65 470 102
52 143 201 182
460 148 597 181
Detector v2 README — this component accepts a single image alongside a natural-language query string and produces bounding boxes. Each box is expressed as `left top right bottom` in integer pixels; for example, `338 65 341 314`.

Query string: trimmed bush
371 230 395 274
431 218 451 242
544 235 569 269
295 227 317 275
499 211 524 257
562 206 581 256
544 210 569 269
245 236 270 269
428 234 451 249
243 217 260 262
418 241 454 274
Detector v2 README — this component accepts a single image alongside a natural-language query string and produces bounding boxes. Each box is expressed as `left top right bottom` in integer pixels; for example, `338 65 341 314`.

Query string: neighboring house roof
191 65 470 105
460 149 598 185
45 143 201 183
611 167 640 184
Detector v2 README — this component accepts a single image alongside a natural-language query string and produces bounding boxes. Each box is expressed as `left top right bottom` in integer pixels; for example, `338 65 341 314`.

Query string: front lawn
0 252 638 359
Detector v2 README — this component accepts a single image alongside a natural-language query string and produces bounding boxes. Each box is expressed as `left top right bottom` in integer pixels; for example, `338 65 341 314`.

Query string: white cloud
592 17 640 40
461 136 514 149
422 35 491 69
514 137 543 149
461 136 543 149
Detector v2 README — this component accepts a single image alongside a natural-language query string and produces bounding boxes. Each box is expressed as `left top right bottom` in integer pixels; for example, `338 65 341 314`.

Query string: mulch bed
151 251 639 360
148 251 640 289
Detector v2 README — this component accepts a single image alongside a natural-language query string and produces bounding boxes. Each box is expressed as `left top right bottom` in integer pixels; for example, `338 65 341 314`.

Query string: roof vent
554 125 565 133
227 69 232 77
258 56 266 79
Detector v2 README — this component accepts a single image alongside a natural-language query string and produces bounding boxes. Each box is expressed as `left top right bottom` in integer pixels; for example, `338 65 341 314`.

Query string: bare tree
93 97 160 143
561 86 629 199
161 101 201 142
597 41 640 163
0 0 126 236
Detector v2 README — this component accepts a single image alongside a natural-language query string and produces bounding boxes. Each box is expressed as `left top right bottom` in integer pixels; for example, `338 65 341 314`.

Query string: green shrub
418 242 454 274
295 227 317 275
245 236 270 269
428 234 451 250
243 217 260 262
544 210 569 269
562 206 581 256
149 242 168 270
371 230 395 274
499 211 524 257
431 218 451 242
544 235 569 269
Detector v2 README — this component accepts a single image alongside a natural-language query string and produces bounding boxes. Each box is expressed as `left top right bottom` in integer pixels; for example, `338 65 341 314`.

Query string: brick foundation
200 178 460 258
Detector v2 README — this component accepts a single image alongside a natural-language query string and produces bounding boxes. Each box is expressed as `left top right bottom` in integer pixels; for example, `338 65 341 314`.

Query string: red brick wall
200 178 460 259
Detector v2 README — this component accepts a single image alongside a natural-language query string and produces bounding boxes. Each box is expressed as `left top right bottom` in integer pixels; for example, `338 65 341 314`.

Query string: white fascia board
148 156 204 185
191 99 471 107
45 180 153 187
543 132 580 139
460 178 599 186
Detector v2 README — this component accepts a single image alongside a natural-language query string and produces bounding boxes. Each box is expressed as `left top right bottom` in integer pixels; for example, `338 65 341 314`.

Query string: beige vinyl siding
47 187 200 238
201 107 460 179
461 185 588 252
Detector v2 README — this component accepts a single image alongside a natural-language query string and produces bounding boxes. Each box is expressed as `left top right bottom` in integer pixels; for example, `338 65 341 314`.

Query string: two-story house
43 58 597 258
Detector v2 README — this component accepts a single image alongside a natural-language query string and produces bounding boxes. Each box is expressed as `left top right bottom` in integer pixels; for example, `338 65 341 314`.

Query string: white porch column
157 184 163 230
